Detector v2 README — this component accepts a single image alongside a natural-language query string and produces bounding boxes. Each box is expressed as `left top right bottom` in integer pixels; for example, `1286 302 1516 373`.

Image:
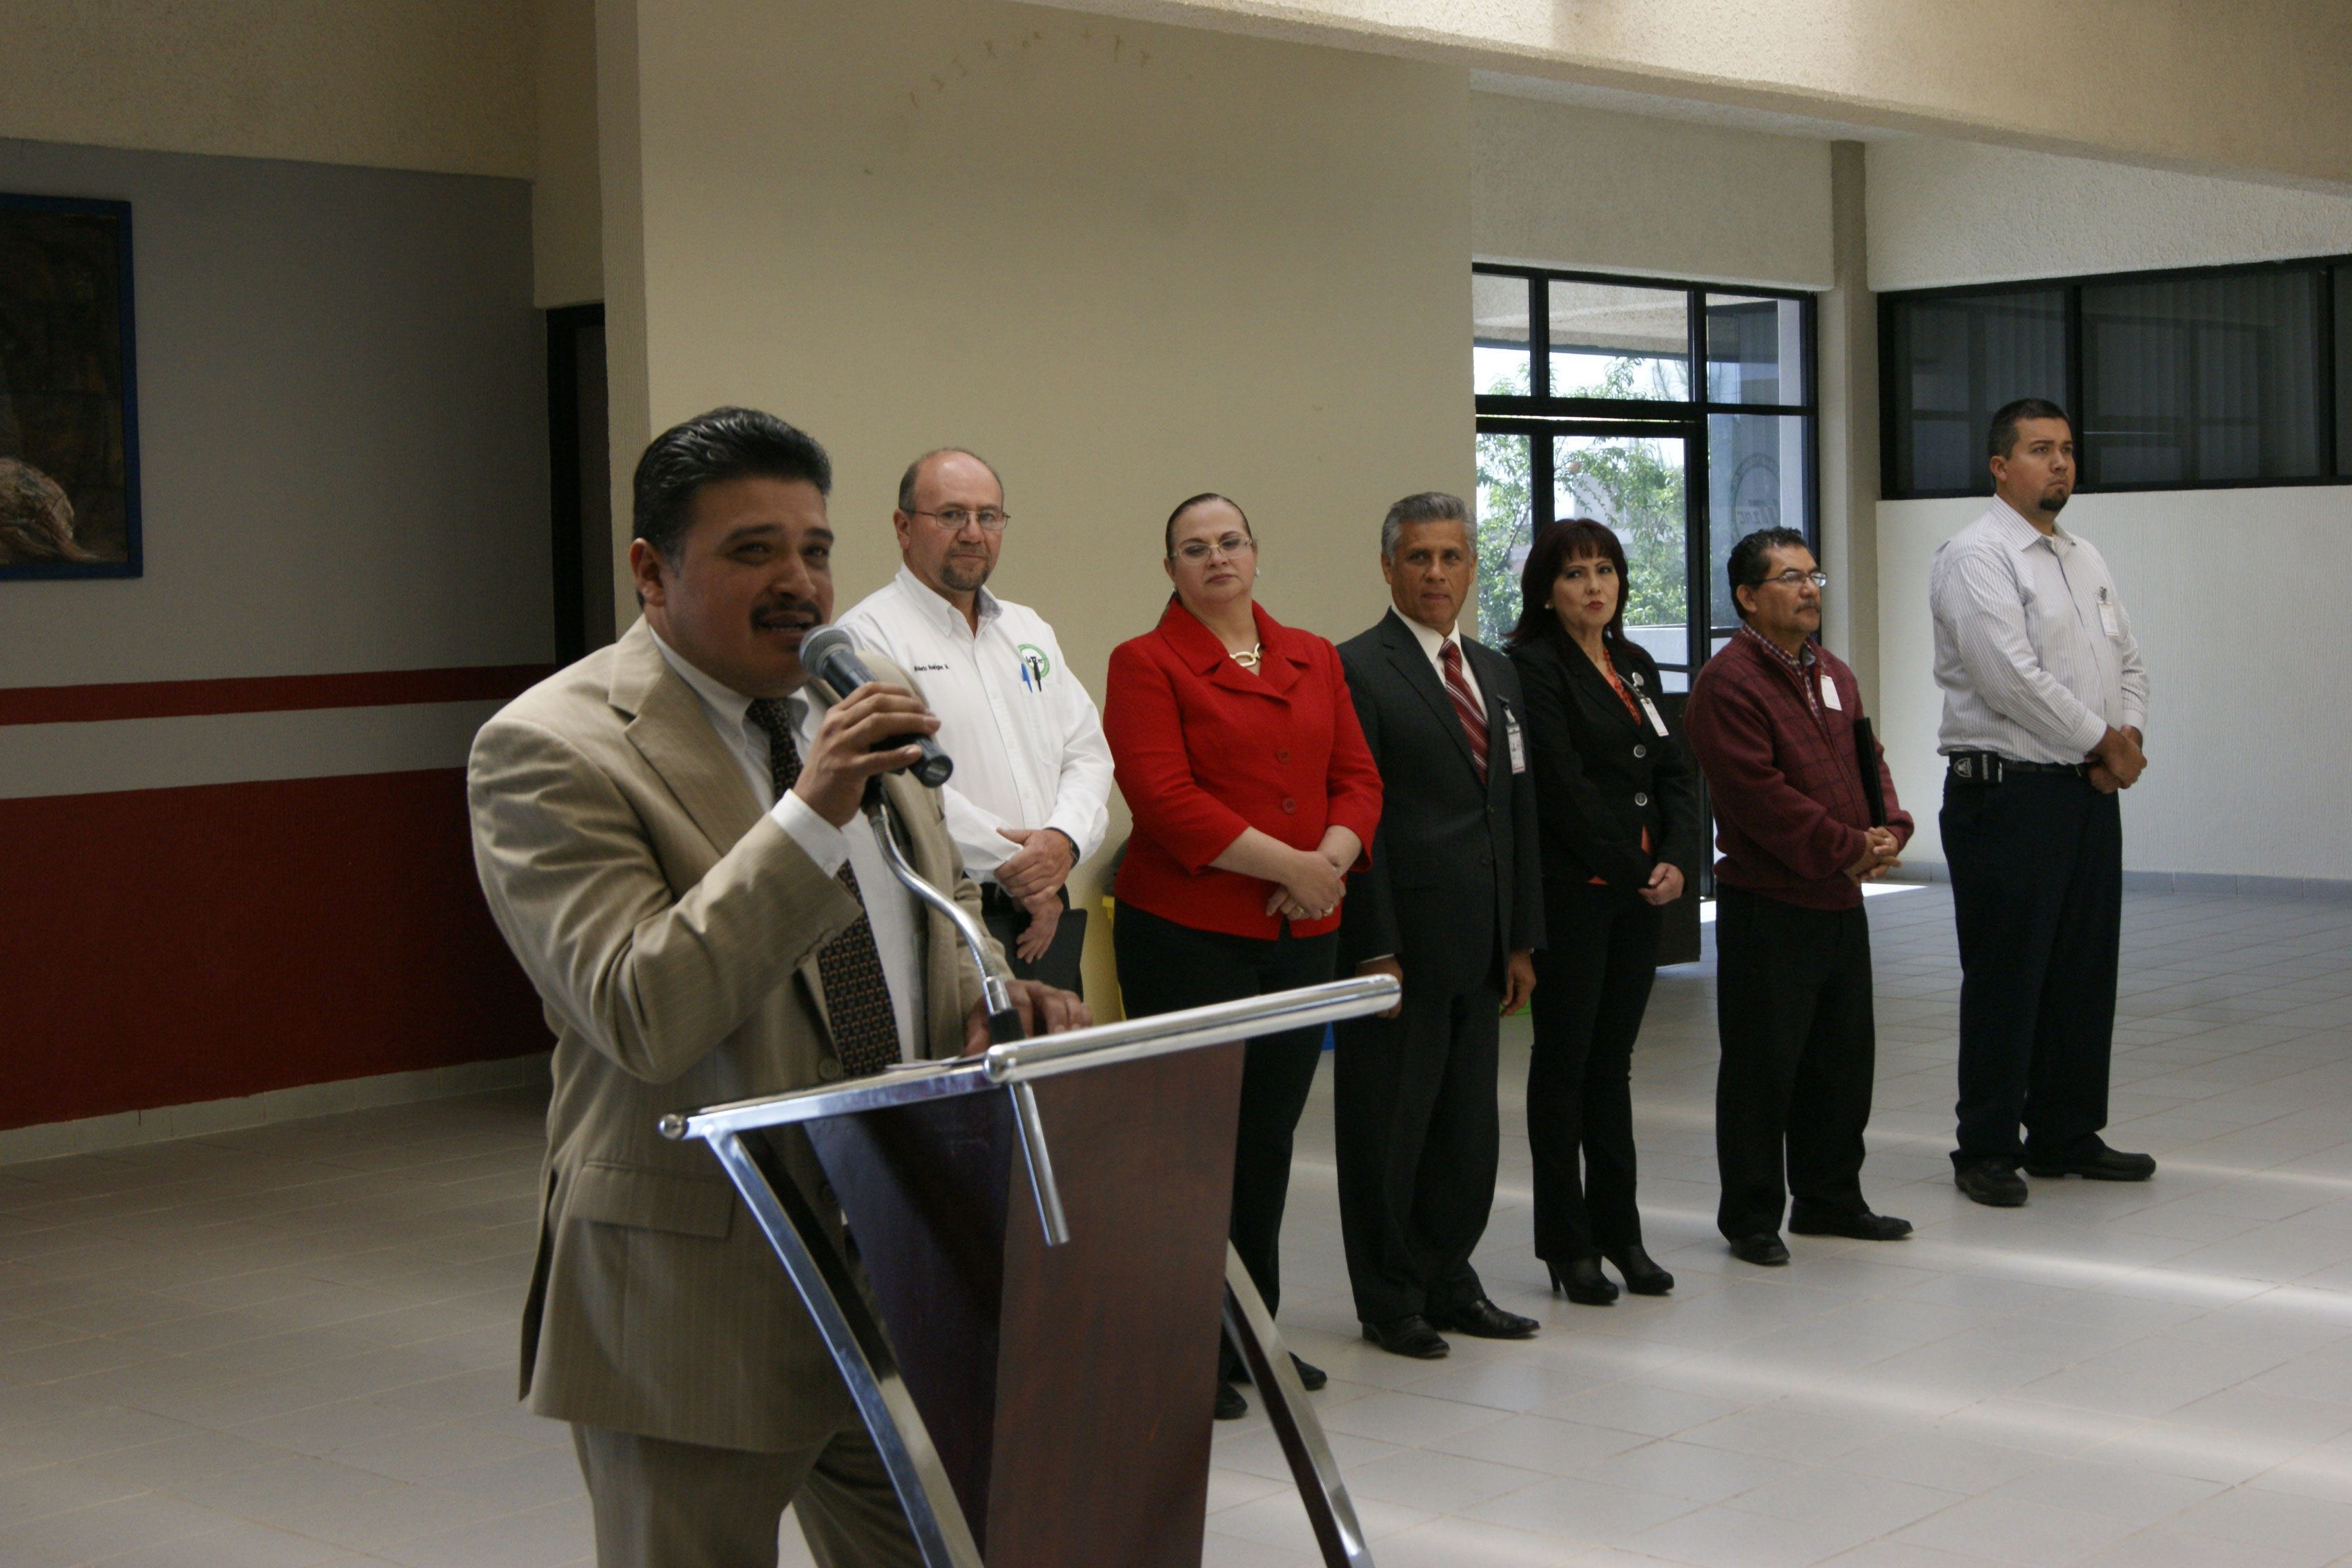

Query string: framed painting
0 193 141 578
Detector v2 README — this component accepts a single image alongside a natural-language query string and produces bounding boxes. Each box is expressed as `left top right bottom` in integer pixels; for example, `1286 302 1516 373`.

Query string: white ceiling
1469 70 1914 144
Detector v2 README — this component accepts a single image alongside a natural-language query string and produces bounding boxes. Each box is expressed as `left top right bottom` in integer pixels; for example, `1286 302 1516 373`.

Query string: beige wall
535 0 605 306
1049 0 2352 188
1471 90 1832 289
1877 489 2352 882
0 0 535 177
602 0 1471 999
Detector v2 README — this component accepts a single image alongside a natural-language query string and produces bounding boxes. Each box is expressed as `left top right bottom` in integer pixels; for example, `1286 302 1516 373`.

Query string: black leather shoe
1215 1381 1247 1420
1789 1210 1914 1241
2023 1141 2157 1182
1603 1244 1675 1295
1955 1158 2029 1206
1231 1352 1326 1391
1429 1297 1538 1340
1362 1314 1450 1359
1546 1257 1619 1305
1729 1233 1790 1266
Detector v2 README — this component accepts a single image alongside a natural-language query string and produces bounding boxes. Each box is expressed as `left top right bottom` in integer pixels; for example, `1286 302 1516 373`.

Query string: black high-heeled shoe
1545 1257 1619 1306
1603 1244 1674 1296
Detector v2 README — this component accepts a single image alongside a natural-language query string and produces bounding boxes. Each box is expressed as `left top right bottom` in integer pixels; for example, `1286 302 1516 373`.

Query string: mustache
751 596 821 630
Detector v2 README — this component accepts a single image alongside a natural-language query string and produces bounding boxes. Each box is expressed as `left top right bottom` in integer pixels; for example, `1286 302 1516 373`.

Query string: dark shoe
1729 1233 1790 1266
1362 1314 1450 1360
1231 1352 1326 1391
1214 1380 1247 1420
1955 1158 2029 1207
2023 1141 2157 1182
1547 1257 1619 1306
1602 1244 1675 1295
1789 1210 1914 1241
1429 1297 1538 1340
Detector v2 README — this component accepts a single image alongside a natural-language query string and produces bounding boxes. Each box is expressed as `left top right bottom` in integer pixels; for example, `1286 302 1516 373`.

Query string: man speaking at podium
468 406 1084 1567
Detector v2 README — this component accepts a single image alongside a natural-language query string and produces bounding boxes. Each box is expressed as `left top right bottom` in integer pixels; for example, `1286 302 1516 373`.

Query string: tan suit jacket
467 619 994 1453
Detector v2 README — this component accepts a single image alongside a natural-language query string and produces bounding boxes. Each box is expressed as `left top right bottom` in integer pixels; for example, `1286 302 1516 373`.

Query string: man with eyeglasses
1686 527 1913 1268
839 449 1113 993
1931 399 2153 1208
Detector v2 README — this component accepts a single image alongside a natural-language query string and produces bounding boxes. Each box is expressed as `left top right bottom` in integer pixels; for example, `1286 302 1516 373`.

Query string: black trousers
1713 885 1877 1241
981 885 1085 994
1526 883 1661 1262
1112 903 1337 1370
1941 772 2123 1166
1333 963 1500 1326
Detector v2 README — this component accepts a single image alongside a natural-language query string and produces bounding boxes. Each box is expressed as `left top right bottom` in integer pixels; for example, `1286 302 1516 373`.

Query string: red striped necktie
1440 640 1488 781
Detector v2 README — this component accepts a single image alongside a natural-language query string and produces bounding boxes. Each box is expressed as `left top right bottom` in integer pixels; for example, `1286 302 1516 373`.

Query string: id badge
2099 601 2122 638
1819 675 1843 712
1505 710 1528 774
1638 694 1670 738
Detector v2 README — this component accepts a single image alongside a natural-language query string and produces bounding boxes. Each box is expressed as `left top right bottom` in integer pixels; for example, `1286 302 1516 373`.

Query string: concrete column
1816 139 1879 714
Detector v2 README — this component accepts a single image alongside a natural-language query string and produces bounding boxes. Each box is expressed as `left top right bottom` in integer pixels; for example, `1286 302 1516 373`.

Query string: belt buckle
1955 756 1973 780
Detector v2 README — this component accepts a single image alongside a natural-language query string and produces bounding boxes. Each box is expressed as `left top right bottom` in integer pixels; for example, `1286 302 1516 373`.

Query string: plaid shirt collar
1738 623 1821 718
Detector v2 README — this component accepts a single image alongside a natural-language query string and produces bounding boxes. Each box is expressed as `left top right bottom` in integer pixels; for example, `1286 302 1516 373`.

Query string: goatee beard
2042 488 2070 514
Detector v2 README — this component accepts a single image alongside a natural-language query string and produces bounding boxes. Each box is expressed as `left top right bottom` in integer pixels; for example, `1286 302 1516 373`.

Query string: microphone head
800 623 859 674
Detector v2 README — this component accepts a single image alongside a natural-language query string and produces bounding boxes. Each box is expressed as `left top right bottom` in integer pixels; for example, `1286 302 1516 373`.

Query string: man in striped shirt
1930 398 2153 1208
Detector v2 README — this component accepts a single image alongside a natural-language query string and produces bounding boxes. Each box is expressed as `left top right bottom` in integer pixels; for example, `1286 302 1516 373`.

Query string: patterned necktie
745 698 902 1078
1440 640 1489 781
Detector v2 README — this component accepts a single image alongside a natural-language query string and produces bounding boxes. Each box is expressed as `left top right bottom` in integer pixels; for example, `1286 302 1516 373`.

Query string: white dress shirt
1929 496 2149 764
1400 611 1485 718
838 567 1114 884
649 629 926 1061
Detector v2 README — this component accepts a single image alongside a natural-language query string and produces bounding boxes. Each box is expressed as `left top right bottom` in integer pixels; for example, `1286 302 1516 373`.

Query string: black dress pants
981 885 1086 994
1333 967 1500 1326
1941 772 2123 1167
1713 885 1876 1241
1113 902 1337 1371
1526 883 1661 1263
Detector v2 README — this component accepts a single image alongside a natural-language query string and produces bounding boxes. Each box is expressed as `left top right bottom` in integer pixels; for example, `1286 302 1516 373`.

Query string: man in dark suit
1336 492 1545 1359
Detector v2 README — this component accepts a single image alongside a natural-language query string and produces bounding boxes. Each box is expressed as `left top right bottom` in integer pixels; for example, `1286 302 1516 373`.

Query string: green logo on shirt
1017 643 1051 690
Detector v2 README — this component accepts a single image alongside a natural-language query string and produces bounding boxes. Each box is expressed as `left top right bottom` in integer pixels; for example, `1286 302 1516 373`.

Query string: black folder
1852 716 1887 827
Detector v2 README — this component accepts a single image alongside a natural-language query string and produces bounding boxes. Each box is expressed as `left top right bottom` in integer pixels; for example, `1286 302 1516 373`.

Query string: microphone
798 625 954 788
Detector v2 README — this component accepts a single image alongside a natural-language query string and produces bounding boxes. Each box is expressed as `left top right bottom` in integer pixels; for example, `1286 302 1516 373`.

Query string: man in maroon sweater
1685 529 1914 1267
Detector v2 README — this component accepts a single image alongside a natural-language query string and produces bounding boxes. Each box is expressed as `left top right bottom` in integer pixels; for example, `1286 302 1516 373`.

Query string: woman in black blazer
1508 518 1701 1305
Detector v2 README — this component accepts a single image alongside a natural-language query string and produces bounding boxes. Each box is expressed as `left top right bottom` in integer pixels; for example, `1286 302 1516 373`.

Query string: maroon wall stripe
0 770 551 1131
0 664 558 726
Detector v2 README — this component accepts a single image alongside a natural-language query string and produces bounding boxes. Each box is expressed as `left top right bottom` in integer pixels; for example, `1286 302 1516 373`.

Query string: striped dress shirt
1928 498 2149 764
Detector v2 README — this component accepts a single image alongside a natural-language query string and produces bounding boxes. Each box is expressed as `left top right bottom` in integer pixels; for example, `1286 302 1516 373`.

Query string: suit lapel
1382 610 1478 774
609 624 765 858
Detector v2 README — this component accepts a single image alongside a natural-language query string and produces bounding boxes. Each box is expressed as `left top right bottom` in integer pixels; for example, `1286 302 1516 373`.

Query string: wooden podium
663 977 1396 1568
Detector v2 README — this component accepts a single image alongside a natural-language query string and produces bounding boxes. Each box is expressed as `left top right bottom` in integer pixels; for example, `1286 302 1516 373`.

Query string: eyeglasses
908 507 1010 533
1173 533 1257 563
1756 569 1828 589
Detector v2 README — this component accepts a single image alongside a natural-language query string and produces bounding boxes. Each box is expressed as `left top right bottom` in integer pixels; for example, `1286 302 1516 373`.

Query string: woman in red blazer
1106 493 1382 1420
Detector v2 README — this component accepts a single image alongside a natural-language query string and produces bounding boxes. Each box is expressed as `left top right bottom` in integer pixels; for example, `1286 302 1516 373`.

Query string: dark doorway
547 303 613 665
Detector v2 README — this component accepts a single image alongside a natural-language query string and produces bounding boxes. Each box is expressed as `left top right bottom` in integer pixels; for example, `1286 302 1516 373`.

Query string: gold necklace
1231 643 1263 669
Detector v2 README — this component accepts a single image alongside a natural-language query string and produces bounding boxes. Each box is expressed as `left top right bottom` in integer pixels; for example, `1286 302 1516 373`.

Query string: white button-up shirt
1929 496 2149 764
1399 611 1484 718
839 567 1114 884
649 629 926 1061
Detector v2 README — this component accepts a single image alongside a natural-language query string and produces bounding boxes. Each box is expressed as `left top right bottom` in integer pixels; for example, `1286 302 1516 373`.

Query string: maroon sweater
1684 629 1912 911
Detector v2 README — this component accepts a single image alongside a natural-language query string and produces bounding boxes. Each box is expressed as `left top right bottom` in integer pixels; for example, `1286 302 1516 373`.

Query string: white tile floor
4 885 2352 1566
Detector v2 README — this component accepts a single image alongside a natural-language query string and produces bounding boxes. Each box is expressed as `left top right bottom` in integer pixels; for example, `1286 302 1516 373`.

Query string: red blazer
1106 598 1382 940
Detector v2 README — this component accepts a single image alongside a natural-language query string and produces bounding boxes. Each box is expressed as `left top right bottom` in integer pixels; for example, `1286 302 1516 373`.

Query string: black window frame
1880 253 2349 500
1473 263 1821 675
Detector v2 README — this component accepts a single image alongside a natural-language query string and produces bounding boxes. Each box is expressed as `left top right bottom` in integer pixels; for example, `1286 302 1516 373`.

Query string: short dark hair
1725 526 1810 622
1380 492 1470 561
1164 492 1251 558
896 447 1004 513
633 407 832 562
1507 517 1633 660
1988 398 2071 460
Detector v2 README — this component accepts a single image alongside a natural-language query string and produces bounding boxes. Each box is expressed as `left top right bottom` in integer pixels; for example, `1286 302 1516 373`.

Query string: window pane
2082 271 2320 484
1473 432 1534 640
1547 280 1690 401
1705 295 1805 404
1886 289 2066 494
2336 269 2351 476
1473 273 1531 396
1708 413 1810 629
1553 433 1687 663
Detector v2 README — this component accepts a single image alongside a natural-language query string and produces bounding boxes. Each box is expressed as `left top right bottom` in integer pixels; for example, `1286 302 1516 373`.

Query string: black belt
1947 752 2090 784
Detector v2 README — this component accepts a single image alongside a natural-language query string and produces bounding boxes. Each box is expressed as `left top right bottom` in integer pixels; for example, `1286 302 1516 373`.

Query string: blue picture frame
0 191 141 579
